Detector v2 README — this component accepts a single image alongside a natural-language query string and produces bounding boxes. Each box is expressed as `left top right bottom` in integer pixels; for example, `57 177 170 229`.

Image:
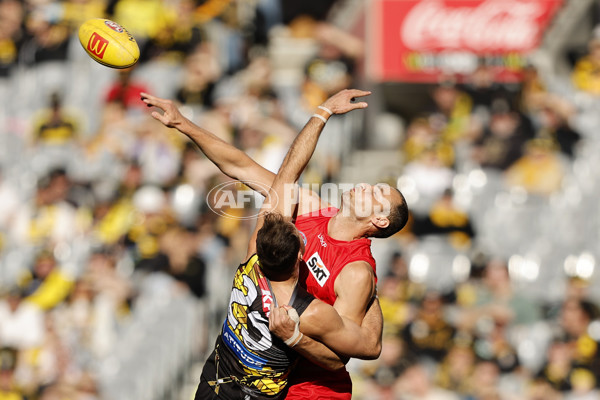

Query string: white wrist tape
312 114 327 123
290 333 303 348
284 308 301 346
318 105 333 115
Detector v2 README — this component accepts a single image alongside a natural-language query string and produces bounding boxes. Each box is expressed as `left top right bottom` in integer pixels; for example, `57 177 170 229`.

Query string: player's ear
371 215 390 229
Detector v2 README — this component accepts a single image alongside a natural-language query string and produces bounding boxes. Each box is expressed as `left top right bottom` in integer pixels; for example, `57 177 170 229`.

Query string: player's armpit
297 187 331 216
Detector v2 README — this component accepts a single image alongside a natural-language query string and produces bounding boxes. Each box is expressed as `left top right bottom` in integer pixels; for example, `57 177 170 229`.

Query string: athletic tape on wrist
284 308 301 346
317 105 333 115
290 332 303 348
312 114 327 123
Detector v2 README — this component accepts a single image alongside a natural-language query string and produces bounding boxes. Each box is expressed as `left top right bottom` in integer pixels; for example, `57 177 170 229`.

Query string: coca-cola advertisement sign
370 0 564 82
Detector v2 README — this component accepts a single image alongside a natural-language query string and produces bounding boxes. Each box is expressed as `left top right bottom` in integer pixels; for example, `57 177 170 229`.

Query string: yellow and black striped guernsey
197 254 314 399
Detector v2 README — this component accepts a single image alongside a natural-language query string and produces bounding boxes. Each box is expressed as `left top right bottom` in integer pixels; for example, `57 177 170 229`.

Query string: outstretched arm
141 92 274 196
245 90 370 258
141 90 372 212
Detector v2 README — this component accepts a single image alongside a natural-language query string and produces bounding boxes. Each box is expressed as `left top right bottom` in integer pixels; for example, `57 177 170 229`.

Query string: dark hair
371 188 409 239
256 213 300 280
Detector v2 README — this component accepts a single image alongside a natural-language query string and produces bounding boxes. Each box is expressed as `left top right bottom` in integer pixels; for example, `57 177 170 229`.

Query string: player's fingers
140 92 168 109
270 307 282 322
150 111 170 125
346 89 371 100
140 92 155 103
351 102 368 109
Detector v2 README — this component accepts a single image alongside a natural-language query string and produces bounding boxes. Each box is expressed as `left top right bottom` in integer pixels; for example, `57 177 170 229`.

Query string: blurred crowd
349 26 600 400
0 0 600 399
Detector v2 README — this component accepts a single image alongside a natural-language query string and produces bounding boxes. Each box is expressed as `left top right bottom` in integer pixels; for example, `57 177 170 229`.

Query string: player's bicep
231 161 276 198
333 262 376 324
300 302 363 356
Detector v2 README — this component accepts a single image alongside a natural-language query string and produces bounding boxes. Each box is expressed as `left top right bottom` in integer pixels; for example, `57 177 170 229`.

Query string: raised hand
140 92 187 129
320 89 371 115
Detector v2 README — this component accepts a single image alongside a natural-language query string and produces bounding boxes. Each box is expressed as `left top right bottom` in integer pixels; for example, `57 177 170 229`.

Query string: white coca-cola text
401 0 553 52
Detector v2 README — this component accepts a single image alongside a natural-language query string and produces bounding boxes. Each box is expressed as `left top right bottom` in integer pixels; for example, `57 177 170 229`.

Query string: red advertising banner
369 0 564 82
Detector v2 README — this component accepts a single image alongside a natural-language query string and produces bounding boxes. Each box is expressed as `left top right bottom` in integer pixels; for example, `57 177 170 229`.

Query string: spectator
401 290 457 363
537 338 576 392
31 92 80 146
402 146 455 203
534 103 581 159
557 298 600 384
0 347 25 400
20 9 70 65
0 287 45 351
435 342 476 396
470 98 534 171
104 67 150 110
457 257 542 329
19 248 74 311
395 359 461 400
174 46 221 108
412 188 475 249
0 0 21 78
428 79 473 144
402 118 454 167
10 171 81 246
572 37 600 95
504 138 565 196
159 226 206 298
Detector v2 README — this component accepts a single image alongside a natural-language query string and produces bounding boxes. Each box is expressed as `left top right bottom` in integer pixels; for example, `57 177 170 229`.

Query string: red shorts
286 359 352 400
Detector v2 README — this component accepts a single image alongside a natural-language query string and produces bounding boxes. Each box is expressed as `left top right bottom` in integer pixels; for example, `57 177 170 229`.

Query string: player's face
341 183 395 220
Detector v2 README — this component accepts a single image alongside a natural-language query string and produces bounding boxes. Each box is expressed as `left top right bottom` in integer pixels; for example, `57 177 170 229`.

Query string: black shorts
195 349 222 399
195 343 287 400
195 348 251 400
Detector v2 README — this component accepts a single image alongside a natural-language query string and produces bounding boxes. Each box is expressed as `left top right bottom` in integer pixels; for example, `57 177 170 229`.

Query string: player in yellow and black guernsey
195 254 314 399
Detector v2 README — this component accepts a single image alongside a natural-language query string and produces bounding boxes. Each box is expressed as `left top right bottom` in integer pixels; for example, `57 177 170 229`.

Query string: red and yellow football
78 18 139 69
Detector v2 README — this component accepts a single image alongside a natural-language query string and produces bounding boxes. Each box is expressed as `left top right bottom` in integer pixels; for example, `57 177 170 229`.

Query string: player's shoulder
335 261 376 294
338 261 375 282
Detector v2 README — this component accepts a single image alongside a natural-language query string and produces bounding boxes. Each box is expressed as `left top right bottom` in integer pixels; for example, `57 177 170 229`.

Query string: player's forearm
291 334 347 371
273 116 327 186
356 297 383 359
318 315 381 360
176 118 274 195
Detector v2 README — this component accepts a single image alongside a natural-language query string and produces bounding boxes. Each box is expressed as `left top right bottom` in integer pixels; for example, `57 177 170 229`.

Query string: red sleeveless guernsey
288 207 376 399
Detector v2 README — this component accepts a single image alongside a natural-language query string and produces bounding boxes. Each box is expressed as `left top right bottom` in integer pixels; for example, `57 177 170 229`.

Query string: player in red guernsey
142 89 409 399
284 205 377 397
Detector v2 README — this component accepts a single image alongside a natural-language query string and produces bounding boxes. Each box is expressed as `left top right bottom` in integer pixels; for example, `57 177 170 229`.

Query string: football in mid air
78 18 139 69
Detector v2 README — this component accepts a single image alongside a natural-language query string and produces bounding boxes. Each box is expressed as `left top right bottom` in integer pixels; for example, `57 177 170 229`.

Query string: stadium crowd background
1 0 600 399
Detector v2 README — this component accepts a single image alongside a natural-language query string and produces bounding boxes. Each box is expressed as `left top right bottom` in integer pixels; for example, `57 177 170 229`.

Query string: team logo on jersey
306 252 330 287
317 233 327 247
